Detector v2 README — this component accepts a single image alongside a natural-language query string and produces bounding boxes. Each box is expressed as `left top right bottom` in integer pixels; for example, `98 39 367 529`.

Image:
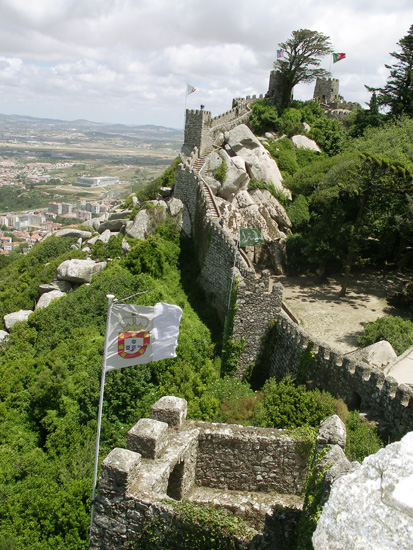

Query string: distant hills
0 113 184 145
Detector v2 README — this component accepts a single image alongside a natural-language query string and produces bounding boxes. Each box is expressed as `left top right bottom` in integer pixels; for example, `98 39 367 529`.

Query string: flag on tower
186 83 196 95
333 53 346 63
105 302 182 371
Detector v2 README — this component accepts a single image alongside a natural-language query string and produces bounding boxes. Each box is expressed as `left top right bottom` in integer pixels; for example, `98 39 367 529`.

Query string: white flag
186 83 196 95
105 302 182 371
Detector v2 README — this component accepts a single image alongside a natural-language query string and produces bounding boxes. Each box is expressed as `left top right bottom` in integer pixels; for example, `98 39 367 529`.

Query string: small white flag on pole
186 83 196 95
105 302 182 370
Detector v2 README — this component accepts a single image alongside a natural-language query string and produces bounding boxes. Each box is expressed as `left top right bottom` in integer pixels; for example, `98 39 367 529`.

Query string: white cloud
0 0 411 127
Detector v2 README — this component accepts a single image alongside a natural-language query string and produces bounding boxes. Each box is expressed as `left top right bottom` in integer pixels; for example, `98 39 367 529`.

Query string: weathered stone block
316 415 346 450
150 396 187 426
99 448 141 495
127 418 168 459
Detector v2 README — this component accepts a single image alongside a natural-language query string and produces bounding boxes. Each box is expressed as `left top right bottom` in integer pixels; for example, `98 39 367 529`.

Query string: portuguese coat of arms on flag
105 302 182 371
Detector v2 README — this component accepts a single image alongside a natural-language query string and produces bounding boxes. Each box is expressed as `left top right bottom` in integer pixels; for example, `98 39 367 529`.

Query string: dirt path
276 270 411 354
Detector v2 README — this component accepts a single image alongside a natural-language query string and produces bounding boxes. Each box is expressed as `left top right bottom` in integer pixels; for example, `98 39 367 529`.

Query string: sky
0 0 411 130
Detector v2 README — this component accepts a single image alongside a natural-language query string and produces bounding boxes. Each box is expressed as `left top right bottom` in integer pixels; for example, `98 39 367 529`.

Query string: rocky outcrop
3 310 32 331
54 228 92 240
125 202 167 240
346 340 398 369
38 280 72 294
97 219 128 233
313 431 413 550
224 124 284 191
56 259 107 284
291 134 321 152
35 290 66 310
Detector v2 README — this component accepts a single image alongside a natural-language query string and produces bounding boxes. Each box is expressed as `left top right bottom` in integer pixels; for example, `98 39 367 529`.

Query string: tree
349 91 385 138
372 25 413 117
273 29 333 111
340 153 413 296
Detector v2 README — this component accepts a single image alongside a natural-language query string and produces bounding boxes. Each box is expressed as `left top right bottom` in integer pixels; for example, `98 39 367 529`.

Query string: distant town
0 156 126 256
0 114 183 256
0 197 118 256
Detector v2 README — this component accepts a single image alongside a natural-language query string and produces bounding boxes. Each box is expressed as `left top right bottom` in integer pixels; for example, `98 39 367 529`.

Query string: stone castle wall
90 396 310 550
269 315 413 439
174 158 283 370
195 423 307 495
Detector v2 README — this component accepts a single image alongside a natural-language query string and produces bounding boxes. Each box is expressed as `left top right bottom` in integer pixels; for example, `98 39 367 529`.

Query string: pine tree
374 25 413 116
273 29 333 111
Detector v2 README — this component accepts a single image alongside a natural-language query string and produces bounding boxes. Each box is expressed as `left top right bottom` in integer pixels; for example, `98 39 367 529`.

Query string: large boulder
39 280 72 295
0 330 8 343
224 124 284 191
36 290 66 310
346 341 398 369
217 150 249 200
54 228 92 240
82 218 102 231
249 188 292 232
313 431 413 550
56 259 107 283
3 310 32 331
224 124 262 153
167 197 184 218
291 134 321 153
98 219 128 233
97 229 113 244
108 210 133 220
125 202 167 240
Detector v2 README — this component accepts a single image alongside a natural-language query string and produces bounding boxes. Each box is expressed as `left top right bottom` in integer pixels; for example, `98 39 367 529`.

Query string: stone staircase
200 180 220 221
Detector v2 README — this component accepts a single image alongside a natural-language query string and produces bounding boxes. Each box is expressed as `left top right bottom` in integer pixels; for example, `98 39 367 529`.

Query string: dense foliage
124 157 181 204
357 315 413 355
0 186 52 212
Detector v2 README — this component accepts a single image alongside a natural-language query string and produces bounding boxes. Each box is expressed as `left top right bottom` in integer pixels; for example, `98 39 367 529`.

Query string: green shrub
266 138 299 176
287 195 310 230
214 159 228 183
345 411 384 462
253 376 338 429
357 315 413 355
249 99 280 134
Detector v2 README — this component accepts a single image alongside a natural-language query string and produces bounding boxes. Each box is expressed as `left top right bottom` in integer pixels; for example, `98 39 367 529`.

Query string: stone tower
267 70 293 109
181 109 212 157
313 78 340 105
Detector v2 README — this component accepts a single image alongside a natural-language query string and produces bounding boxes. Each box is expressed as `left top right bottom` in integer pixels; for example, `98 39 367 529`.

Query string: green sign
239 228 264 247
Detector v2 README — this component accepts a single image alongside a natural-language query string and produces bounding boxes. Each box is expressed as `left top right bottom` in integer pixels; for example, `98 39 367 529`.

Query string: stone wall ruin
89 396 310 549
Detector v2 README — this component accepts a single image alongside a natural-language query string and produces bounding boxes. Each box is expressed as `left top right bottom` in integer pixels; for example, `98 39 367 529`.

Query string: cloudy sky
0 0 411 129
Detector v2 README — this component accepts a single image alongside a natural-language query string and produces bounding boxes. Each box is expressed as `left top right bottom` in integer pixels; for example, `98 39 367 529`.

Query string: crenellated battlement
269 314 413 439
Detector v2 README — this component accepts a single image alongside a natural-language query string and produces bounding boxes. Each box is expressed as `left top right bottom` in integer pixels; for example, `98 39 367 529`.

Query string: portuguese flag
333 53 346 63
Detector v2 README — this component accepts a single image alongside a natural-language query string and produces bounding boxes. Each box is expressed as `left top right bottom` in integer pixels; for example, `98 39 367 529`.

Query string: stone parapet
89 396 312 549
269 314 413 439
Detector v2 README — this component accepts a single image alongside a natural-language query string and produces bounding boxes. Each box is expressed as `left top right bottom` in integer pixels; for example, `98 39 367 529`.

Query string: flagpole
89 293 116 544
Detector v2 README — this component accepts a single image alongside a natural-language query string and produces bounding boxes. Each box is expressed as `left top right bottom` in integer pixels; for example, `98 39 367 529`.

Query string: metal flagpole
89 293 116 544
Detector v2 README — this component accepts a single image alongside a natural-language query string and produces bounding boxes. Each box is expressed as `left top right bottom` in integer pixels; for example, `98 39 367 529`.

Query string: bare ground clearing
276 270 412 354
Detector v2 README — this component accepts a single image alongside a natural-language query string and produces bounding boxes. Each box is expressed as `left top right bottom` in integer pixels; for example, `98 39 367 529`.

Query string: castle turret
313 77 340 105
181 108 212 157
